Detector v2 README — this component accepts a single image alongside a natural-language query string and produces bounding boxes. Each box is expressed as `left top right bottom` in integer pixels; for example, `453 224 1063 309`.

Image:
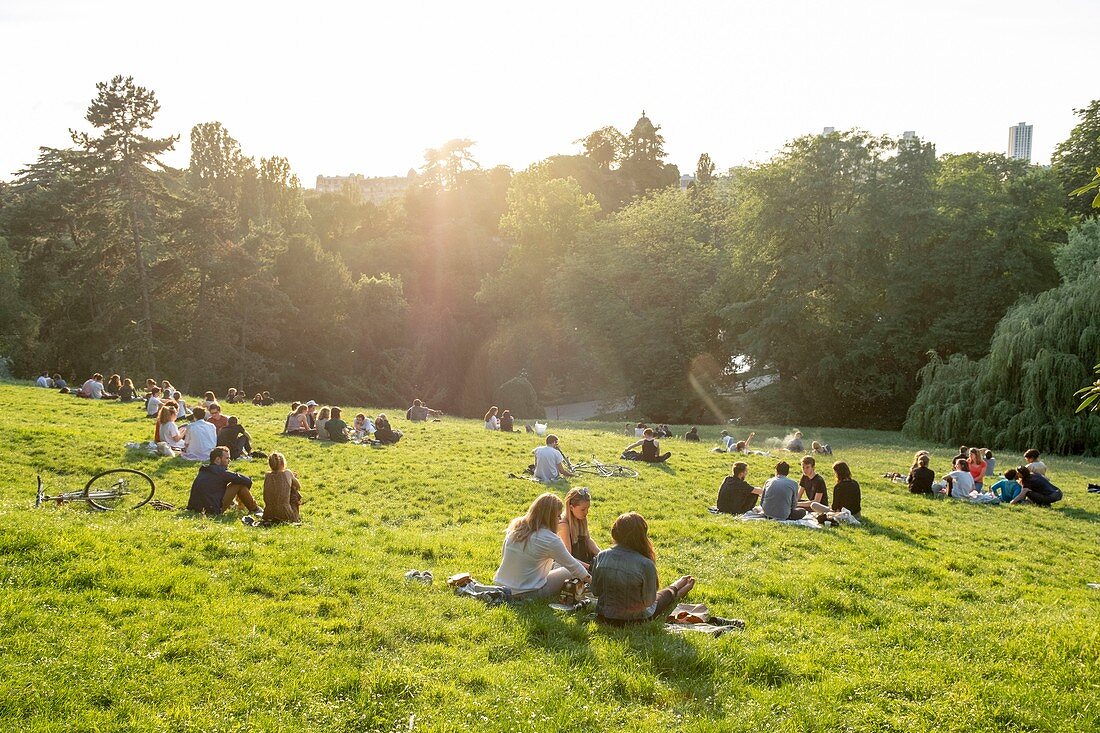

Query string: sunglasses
574 488 591 499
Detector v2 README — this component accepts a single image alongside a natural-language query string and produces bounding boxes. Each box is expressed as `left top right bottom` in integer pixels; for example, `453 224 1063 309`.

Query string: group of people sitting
186 447 303 523
492 489 695 625
897 446 1063 506
625 422 674 439
483 406 521 432
715 455 861 520
153 393 254 461
283 400 403 444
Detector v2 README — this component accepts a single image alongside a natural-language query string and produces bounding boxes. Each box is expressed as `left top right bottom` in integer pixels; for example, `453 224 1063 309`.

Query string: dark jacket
717 476 758 514
187 463 252 514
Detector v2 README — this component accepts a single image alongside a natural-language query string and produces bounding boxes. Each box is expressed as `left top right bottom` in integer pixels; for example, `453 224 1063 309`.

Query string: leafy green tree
421 139 480 188
494 373 543 418
576 126 627 172
71 76 179 369
694 153 716 186
1052 100 1100 219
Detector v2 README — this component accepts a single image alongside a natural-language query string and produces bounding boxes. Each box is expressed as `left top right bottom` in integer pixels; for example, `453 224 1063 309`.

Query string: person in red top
967 448 988 493
206 402 229 432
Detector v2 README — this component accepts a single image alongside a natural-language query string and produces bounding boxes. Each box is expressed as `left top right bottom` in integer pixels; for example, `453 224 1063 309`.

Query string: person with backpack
622 428 671 463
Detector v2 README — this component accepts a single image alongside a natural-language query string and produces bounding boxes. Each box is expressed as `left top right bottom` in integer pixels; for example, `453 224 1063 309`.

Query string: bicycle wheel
84 469 155 510
605 465 639 479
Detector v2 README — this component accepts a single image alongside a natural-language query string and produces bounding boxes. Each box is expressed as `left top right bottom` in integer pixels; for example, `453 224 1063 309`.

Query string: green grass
1 382 1098 732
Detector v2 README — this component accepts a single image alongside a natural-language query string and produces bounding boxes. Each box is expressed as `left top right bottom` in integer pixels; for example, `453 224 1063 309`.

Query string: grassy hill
1 383 1097 732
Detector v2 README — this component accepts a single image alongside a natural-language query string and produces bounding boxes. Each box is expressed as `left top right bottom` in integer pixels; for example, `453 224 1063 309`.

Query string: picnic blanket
736 506 861 528
663 602 745 637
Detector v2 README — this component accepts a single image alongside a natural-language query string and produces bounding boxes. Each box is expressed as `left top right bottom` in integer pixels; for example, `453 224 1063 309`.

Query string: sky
1 0 1096 185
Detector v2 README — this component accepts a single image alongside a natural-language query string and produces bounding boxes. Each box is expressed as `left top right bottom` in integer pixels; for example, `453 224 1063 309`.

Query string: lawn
0 382 1097 732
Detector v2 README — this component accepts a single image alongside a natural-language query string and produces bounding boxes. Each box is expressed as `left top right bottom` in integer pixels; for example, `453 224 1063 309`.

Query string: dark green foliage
1052 100 1100 219
493 374 543 418
904 258 1100 454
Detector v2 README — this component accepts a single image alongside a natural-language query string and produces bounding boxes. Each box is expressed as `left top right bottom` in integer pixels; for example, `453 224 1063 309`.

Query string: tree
1052 100 1100 218
694 153 716 186
494 373 543 418
619 111 680 197
576 126 627 172
71 76 179 370
421 139 480 188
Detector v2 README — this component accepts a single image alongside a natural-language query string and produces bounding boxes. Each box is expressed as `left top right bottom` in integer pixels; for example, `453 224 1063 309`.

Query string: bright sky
1 0 1096 185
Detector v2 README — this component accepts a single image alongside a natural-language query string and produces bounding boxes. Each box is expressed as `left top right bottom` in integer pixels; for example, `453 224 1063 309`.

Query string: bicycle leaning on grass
34 469 156 510
566 457 639 479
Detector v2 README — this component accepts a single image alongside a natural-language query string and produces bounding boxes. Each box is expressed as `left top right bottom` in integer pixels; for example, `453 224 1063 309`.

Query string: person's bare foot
675 576 696 597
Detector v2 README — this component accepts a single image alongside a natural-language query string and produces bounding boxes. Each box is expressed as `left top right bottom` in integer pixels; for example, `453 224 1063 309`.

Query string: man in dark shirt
1011 466 1063 506
798 455 828 508
186 447 261 515
717 462 761 514
325 406 350 443
217 416 252 459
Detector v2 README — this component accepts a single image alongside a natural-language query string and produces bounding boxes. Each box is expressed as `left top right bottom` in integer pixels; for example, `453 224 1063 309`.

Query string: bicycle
34 469 156 511
568 457 639 479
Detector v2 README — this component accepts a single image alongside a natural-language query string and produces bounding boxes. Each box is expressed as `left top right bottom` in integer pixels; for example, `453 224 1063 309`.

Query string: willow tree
905 225 1100 454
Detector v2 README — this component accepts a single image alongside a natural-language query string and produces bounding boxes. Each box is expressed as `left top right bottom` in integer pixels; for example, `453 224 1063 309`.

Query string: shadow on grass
858 517 926 548
1055 506 1100 522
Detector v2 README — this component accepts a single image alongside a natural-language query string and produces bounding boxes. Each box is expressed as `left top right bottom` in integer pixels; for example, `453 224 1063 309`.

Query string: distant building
314 172 415 203
822 126 836 134
902 130 917 140
679 173 695 190
1007 122 1033 162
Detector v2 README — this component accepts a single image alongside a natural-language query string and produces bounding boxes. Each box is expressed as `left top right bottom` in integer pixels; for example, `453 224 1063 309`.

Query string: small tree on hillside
494 373 544 419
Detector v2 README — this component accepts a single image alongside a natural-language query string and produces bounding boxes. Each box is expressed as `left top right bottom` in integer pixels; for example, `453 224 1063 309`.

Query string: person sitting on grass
591 511 695 626
36 371 53 388
286 404 317 438
305 401 319 429
712 430 737 453
984 449 997 481
967 448 988 493
145 386 164 417
499 409 518 433
186 446 261 515
106 374 123 396
172 391 191 419
77 373 106 399
1011 466 1063 506
261 391 275 406
284 401 301 432
952 445 969 466
263 452 302 523
493 493 590 600
253 392 264 405
315 406 332 441
907 453 935 494
761 461 828 520
990 468 1021 503
484 406 500 431
785 430 805 452
352 413 374 440
181 407 218 461
206 402 229 432
557 487 601 567
406 398 442 422
831 461 861 515
118 378 137 403
623 428 671 463
217 416 253 460
716 461 761 515
156 404 184 453
53 374 68 391
374 413 402 444
942 458 976 499
798 455 828 509
1023 449 1047 476
325 407 350 443
203 391 217 409
533 434 574 483
224 387 242 404
684 426 700 442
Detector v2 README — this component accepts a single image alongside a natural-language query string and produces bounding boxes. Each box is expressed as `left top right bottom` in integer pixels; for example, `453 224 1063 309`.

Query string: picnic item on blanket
447 572 473 588
405 569 434 585
447 572 512 605
149 499 176 511
664 602 746 637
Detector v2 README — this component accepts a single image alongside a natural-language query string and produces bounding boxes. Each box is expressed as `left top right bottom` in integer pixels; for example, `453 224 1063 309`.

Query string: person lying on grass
1011 466 1063 506
761 461 829 520
716 462 761 515
493 493 590 600
533 434 574 482
830 461 861 515
623 428 671 463
557 487 601 567
590 511 695 626
263 452 302 523
186 446 262 516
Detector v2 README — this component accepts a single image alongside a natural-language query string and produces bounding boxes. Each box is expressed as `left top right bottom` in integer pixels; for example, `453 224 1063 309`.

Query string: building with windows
1007 122 1033 162
314 172 415 203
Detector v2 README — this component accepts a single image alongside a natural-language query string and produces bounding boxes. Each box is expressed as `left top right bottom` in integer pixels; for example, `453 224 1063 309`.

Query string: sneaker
241 516 256 526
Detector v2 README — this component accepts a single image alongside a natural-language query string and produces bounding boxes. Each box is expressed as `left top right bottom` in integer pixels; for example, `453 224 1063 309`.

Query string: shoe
253 509 263 517
241 516 256 526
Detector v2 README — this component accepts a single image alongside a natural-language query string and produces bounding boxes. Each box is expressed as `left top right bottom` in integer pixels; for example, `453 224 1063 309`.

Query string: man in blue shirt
186 446 261 515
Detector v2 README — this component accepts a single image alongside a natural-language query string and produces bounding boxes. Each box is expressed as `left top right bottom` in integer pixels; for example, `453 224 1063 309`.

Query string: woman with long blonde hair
493 493 589 599
156 404 183 451
590 512 695 625
263 452 302 523
484 406 500 430
557 487 601 566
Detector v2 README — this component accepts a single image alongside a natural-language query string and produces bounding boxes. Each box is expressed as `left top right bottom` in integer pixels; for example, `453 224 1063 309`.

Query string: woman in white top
173 391 190 419
484 405 500 431
156 405 184 451
493 493 590 599
315 407 331 441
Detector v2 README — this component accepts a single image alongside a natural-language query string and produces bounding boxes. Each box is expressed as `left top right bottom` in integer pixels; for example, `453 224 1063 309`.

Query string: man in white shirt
181 406 218 461
36 372 53 388
79 373 105 399
943 458 976 499
1023 449 1047 476
532 434 574 483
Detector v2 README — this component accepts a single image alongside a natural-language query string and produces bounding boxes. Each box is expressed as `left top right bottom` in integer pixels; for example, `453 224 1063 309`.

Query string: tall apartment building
314 172 415 203
1007 122 1033 162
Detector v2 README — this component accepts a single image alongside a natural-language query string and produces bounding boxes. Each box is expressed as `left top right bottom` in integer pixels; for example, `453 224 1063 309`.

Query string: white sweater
493 528 587 592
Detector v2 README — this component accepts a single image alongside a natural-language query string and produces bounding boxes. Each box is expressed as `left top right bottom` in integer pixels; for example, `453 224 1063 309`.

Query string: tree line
1 77 1098 449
